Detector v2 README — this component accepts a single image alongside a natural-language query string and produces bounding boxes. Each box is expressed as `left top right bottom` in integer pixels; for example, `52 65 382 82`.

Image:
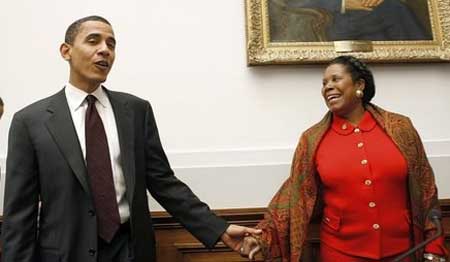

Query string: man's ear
60 43 71 61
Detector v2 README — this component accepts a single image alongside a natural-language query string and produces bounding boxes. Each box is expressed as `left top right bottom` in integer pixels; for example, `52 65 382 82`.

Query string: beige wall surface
1 0 449 213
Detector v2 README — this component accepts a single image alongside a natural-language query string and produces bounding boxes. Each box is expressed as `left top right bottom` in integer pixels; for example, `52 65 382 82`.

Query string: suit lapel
45 89 92 198
107 90 136 208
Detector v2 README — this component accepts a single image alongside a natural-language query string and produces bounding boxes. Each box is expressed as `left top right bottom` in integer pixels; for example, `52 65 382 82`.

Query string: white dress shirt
65 83 130 223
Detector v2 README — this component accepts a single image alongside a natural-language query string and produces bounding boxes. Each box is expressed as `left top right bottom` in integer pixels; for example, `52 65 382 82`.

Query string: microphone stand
392 209 442 262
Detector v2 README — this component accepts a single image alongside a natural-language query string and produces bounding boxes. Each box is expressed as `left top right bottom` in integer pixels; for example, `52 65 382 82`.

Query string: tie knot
86 95 97 106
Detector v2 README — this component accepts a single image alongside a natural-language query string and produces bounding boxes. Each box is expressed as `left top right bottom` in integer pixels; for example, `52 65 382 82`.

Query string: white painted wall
1 1 449 213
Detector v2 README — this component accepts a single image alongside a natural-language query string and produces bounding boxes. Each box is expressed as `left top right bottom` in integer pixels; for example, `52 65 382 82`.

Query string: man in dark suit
0 97 3 176
0 97 3 120
2 16 259 262
0 97 3 182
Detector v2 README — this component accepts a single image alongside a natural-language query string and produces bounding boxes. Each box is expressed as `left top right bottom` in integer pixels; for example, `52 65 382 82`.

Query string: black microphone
392 209 442 262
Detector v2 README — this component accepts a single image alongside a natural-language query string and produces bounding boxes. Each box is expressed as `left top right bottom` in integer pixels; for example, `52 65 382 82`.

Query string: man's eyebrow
85 33 101 38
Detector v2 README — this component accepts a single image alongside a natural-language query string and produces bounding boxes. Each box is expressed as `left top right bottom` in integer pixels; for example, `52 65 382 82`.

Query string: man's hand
220 225 262 253
241 236 261 260
345 0 373 11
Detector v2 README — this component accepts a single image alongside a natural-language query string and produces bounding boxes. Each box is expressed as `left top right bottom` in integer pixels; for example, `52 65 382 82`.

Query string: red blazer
316 112 410 259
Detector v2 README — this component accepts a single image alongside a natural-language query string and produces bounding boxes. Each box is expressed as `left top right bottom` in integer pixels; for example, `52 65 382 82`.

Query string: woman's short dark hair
328 56 375 105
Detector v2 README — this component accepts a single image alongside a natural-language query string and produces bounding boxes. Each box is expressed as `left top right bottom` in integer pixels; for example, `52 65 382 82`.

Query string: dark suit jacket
2 88 228 262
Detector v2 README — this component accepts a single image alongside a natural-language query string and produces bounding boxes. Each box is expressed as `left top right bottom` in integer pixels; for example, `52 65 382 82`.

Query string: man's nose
98 42 110 56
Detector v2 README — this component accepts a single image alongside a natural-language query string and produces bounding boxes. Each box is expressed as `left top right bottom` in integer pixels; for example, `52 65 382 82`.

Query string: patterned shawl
256 104 442 262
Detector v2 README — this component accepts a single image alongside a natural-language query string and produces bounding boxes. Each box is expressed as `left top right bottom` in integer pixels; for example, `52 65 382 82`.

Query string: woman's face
322 63 364 117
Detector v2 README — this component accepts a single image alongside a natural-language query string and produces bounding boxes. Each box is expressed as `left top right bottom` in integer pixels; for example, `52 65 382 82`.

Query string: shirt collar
331 111 377 135
65 83 109 112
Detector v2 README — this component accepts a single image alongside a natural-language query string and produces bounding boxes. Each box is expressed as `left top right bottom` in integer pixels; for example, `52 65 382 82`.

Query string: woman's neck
338 105 366 126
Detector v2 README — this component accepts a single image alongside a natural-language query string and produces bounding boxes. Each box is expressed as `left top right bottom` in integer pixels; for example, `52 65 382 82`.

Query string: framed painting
245 0 450 65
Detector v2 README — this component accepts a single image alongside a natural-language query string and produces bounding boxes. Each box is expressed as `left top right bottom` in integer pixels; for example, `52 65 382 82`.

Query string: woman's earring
356 89 364 98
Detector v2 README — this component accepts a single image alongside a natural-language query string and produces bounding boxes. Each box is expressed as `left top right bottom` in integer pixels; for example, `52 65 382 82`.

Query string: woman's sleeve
407 118 448 258
255 133 319 261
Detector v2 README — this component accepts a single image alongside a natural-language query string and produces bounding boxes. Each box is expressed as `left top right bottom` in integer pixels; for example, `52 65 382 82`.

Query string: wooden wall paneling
152 200 450 262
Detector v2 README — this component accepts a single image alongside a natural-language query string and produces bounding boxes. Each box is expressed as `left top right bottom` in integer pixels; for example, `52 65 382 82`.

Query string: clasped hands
346 0 384 11
220 225 262 260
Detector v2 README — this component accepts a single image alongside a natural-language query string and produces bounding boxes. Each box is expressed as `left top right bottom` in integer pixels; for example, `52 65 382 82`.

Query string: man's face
61 21 116 90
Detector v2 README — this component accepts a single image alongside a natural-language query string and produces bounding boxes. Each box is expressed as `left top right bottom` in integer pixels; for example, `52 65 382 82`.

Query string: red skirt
320 242 411 262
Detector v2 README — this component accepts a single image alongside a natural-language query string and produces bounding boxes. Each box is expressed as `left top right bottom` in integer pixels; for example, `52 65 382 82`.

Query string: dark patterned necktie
85 95 120 243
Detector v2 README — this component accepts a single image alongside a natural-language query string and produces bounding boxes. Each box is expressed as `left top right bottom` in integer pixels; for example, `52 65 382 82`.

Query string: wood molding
152 199 450 229
151 208 265 229
440 198 450 216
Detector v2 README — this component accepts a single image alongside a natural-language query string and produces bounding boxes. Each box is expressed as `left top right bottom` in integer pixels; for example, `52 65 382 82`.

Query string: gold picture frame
245 0 450 65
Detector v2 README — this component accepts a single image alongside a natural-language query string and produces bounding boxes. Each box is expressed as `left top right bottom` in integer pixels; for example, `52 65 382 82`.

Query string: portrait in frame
245 0 450 65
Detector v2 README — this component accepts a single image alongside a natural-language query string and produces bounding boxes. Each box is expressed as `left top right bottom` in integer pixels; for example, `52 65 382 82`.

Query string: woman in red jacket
241 56 448 262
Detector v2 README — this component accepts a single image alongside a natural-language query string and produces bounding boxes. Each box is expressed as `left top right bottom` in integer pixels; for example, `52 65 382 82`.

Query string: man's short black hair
65 15 111 45
0 97 3 106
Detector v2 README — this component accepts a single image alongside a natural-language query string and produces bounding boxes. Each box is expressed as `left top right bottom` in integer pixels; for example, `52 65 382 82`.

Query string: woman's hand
240 236 261 260
221 225 261 253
